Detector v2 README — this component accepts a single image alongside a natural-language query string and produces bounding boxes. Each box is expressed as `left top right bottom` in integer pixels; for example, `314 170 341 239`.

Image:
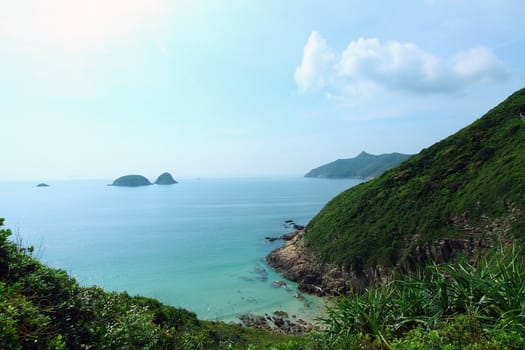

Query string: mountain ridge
305 151 412 179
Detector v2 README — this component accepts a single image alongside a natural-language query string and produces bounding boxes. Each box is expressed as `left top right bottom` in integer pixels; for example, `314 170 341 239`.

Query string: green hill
305 151 412 179
111 174 152 187
154 172 178 185
305 88 525 269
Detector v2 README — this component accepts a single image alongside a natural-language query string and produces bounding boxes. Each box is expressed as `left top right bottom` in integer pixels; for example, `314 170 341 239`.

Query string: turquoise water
0 177 361 322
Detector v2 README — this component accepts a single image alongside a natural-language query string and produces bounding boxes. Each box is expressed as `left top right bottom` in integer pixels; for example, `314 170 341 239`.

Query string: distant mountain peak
305 152 412 179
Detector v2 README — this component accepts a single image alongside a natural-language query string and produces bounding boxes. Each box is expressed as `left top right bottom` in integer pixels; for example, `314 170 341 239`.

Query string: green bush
320 245 525 349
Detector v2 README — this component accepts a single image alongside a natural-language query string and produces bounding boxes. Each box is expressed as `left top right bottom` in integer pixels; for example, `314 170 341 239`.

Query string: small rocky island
154 172 178 185
36 183 50 187
111 175 152 187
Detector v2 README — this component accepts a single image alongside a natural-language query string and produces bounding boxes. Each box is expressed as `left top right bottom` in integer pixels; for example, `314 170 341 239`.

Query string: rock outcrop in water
238 310 318 335
36 183 50 187
111 175 152 187
154 172 178 185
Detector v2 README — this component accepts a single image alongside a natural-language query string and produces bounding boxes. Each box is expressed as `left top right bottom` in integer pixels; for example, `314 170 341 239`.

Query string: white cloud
294 31 336 92
295 32 508 97
452 47 507 82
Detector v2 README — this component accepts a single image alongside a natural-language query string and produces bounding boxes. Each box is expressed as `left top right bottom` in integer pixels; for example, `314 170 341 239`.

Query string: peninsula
305 151 412 179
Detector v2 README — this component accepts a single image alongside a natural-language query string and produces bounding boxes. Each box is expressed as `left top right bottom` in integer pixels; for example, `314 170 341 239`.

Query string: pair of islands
111 172 178 187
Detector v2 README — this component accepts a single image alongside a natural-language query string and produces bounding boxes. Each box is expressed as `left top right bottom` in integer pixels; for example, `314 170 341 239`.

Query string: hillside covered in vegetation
305 88 525 269
304 152 412 179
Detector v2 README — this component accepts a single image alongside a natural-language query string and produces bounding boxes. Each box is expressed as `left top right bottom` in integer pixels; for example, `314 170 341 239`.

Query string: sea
0 177 362 322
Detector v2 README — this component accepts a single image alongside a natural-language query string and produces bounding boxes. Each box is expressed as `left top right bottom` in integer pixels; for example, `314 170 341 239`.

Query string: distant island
111 172 178 187
36 183 50 187
154 172 178 185
111 175 152 187
305 151 412 179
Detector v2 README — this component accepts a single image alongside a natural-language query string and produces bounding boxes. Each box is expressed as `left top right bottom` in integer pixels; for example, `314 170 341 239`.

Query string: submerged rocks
111 175 152 187
154 172 178 185
254 263 268 282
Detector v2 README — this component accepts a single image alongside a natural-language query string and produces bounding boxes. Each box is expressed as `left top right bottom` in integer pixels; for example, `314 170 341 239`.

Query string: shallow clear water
0 177 361 322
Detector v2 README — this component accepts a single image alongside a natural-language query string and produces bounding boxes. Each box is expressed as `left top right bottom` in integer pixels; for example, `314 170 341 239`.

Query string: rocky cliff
267 207 517 295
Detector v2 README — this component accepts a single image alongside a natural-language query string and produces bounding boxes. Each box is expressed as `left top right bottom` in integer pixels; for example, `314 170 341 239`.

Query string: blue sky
1 0 523 180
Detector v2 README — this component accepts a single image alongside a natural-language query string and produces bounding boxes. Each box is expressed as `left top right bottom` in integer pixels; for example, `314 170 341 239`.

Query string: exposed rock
265 230 300 242
266 231 350 295
154 172 178 185
111 175 152 187
282 231 299 240
273 310 289 318
271 280 287 288
273 317 284 327
238 311 319 335
293 291 304 300
266 228 498 295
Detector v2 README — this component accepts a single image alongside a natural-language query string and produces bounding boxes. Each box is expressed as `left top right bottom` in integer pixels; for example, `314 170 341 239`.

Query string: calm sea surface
0 177 361 322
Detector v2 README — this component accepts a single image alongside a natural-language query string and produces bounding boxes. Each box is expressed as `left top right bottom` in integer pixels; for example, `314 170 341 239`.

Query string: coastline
265 230 355 296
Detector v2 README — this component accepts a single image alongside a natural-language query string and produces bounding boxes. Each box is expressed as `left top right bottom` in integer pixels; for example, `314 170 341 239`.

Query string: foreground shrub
321 245 525 349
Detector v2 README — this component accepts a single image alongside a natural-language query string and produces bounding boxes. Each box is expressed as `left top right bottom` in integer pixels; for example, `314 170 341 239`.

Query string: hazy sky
1 0 523 180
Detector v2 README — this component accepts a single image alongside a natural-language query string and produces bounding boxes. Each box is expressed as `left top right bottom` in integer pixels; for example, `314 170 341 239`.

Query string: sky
0 0 523 180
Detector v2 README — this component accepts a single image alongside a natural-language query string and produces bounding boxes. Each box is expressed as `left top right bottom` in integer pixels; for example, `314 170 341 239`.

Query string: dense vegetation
304 152 412 179
306 88 525 268
320 244 525 349
0 218 305 350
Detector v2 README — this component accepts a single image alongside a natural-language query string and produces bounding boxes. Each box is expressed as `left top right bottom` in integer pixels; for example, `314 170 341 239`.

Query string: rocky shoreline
237 310 319 334
265 230 357 296
265 225 498 296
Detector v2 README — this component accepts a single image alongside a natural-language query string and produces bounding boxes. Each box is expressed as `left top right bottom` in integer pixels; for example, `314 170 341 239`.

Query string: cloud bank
295 32 508 96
